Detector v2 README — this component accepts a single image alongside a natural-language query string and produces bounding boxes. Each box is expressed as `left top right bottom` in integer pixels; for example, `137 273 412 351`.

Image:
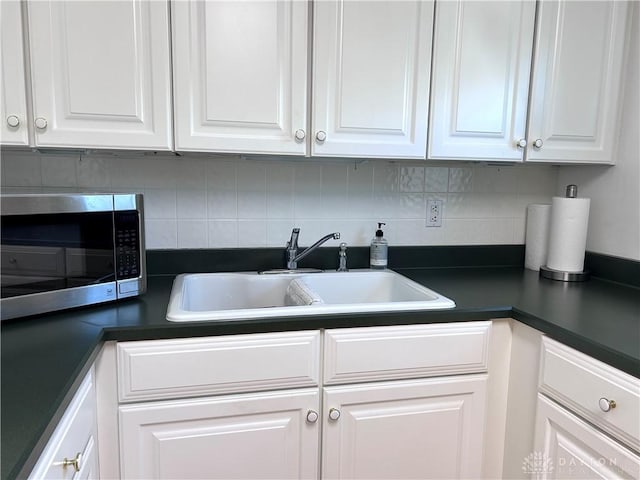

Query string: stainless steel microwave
1 193 146 320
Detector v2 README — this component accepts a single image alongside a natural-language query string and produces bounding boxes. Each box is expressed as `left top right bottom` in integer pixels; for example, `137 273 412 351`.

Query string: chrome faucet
286 228 340 269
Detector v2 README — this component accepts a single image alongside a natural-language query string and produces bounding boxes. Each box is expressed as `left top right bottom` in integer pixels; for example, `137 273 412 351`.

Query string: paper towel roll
546 196 590 272
524 204 551 271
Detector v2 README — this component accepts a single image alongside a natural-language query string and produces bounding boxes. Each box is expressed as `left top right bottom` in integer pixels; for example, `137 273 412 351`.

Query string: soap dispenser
370 223 388 269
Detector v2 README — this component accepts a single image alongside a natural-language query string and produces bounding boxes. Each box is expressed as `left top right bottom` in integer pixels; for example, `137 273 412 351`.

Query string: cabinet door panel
429 1 534 161
0 0 29 146
527 1 629 163
322 376 487 479
534 395 640 479
27 0 171 149
119 389 320 479
172 0 308 155
28 370 98 480
312 0 433 159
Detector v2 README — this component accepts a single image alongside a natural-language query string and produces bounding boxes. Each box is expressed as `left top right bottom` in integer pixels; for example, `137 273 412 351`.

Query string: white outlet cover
426 199 443 227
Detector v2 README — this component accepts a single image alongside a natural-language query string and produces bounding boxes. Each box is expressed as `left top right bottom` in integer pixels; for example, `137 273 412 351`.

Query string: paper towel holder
540 184 590 282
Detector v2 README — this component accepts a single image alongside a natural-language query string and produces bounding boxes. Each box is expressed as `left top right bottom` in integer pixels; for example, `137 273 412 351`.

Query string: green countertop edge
2 265 639 480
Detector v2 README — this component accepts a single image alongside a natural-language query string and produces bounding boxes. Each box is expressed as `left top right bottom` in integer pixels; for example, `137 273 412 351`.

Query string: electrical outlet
426 199 443 227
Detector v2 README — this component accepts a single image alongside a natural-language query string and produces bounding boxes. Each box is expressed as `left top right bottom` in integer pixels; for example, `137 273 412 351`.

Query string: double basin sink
167 269 455 322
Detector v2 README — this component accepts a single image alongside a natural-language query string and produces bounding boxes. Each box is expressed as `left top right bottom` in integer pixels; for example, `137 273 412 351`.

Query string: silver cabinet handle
516 138 527 149
532 138 543 149
6 115 20 128
295 129 306 141
306 410 319 423
54 452 81 472
328 408 340 421
599 397 616 412
315 130 327 142
34 117 48 129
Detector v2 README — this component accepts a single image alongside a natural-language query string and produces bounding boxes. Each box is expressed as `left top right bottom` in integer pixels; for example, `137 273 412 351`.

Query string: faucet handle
337 242 348 272
287 228 300 248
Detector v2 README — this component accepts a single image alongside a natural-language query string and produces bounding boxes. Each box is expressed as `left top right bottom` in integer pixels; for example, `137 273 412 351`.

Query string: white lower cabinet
112 323 492 479
29 368 99 480
119 389 320 479
534 395 640 479
533 337 640 479
322 376 487 479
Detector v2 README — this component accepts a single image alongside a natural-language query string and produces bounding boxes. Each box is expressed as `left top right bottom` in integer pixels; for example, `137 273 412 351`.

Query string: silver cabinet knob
532 138 543 149
295 129 306 141
6 115 20 128
306 410 319 423
315 130 327 142
516 138 527 149
328 408 340 421
599 397 616 412
34 117 48 129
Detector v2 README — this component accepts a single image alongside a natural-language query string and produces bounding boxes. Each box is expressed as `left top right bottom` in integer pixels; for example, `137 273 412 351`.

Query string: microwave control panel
114 211 140 279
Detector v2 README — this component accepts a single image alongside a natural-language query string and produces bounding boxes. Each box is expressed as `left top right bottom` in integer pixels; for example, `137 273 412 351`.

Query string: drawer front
118 330 321 402
539 337 640 451
29 370 97 480
324 321 491 385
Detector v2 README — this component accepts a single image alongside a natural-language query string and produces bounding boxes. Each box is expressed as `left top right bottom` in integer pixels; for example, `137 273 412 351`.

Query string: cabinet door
0 0 29 146
312 0 433 159
27 0 172 150
533 395 640 479
428 0 535 161
322 376 487 479
527 1 630 164
172 0 308 155
28 370 99 480
119 389 320 479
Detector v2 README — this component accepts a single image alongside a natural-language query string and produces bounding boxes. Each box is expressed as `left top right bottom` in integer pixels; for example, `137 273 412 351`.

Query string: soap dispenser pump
370 222 388 270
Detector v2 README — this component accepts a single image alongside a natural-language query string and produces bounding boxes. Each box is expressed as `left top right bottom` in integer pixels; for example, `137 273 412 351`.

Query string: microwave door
1 211 116 292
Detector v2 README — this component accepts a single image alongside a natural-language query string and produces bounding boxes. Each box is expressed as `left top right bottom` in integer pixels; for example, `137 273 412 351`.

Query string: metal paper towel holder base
540 265 590 282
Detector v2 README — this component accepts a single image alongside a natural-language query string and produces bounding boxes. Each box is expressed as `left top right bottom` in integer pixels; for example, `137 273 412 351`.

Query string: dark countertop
2 267 639 480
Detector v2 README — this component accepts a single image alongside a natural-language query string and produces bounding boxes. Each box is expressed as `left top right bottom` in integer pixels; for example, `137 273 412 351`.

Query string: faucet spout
286 229 340 269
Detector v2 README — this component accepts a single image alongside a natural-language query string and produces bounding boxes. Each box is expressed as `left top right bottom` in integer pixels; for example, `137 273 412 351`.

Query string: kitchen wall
0 151 557 249
557 5 640 261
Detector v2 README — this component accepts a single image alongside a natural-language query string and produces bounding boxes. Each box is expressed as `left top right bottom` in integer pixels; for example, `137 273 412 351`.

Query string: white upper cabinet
173 0 431 159
172 1 308 155
312 0 434 159
527 0 630 164
428 1 535 161
1 1 29 146
27 0 172 150
429 0 631 165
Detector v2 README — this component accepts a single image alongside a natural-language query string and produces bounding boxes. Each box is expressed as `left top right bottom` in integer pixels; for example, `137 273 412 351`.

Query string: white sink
167 269 455 322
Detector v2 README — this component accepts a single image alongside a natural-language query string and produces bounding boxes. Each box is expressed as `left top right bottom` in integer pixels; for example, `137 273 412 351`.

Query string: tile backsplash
0 151 557 249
